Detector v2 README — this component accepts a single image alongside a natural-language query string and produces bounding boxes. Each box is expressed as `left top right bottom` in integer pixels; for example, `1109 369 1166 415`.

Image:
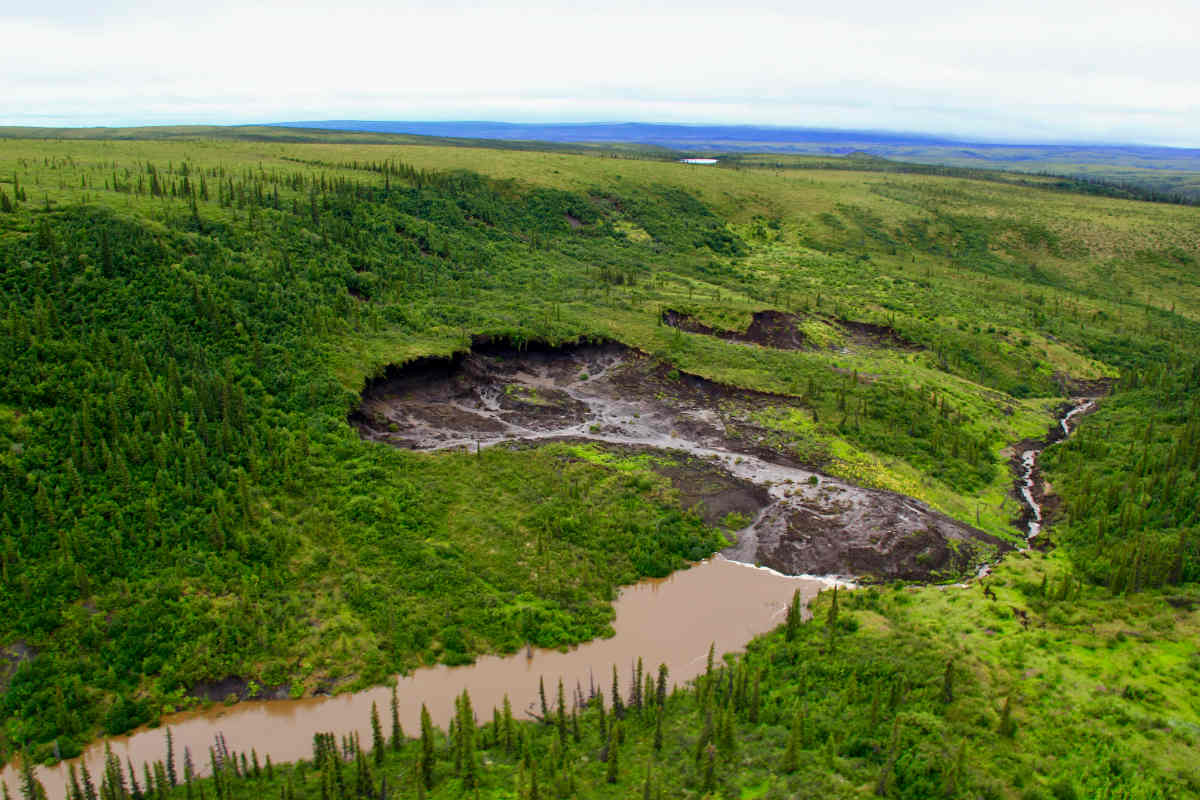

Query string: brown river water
2 557 827 799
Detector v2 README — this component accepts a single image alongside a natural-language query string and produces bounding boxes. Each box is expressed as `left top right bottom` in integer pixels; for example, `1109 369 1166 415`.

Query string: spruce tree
165 728 177 787
18 749 45 800
785 588 802 642
370 701 386 765
695 710 714 764
605 724 620 784
390 684 403 751
419 704 435 789
502 694 515 753
701 744 717 791
126 757 143 800
81 761 99 800
874 719 901 797
68 764 84 800
611 665 624 719
781 706 802 773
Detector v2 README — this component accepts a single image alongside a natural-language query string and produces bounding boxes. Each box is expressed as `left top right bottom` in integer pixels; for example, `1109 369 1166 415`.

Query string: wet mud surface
353 340 1006 582
661 309 923 352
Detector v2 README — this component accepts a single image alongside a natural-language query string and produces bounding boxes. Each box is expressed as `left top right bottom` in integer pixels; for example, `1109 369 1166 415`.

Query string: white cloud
2 0 1198 145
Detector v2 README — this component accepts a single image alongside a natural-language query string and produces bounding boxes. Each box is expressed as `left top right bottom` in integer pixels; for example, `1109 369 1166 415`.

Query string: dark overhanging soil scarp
352 336 1012 583
660 309 923 352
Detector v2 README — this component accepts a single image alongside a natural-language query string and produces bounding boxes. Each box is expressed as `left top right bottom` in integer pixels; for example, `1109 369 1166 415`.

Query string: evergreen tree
68 764 84 800
555 678 568 748
502 694 515 753
389 684 403 752
785 588 803 642
701 744 717 791
165 728 177 787
611 665 624 719
605 723 620 784
17 750 45 800
419 704 435 789
875 719 901 797
80 762 99 800
780 706 803 773
370 701 386 765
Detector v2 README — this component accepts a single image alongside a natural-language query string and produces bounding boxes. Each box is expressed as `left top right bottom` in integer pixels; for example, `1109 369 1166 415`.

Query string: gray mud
352 341 1010 582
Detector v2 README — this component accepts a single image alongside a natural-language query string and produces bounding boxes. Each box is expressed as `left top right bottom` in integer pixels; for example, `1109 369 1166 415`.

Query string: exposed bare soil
838 319 923 350
662 309 811 350
661 309 923 352
1009 385 1109 548
188 677 291 703
352 340 1009 582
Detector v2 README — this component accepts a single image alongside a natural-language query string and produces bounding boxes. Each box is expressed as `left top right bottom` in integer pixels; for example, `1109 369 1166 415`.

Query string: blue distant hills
272 121 973 149
270 120 1200 171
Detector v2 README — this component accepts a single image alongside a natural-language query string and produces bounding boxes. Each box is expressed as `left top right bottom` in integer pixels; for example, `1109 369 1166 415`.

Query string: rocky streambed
1010 395 1105 547
352 339 1012 582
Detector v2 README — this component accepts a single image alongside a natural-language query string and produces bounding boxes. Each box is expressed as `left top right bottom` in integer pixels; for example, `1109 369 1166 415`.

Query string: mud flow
353 340 1008 582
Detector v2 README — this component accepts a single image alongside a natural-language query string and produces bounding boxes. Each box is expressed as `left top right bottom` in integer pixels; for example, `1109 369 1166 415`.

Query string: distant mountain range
271 121 1200 170
265 120 1200 203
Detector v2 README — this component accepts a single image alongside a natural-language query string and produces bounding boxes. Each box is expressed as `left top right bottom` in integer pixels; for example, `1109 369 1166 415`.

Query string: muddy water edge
3 559 825 800
11 340 1098 797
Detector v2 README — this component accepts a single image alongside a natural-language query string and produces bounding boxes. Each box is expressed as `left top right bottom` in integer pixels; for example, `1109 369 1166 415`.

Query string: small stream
1016 399 1096 542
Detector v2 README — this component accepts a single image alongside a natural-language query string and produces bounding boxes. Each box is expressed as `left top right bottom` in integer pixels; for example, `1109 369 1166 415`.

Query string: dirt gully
352 338 1009 583
1010 382 1111 548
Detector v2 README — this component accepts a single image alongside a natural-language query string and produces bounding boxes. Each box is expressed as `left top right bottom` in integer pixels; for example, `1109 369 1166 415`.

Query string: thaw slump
353 340 1011 582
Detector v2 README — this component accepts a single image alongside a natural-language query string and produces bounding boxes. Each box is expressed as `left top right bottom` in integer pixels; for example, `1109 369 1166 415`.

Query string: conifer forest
0 128 1197 799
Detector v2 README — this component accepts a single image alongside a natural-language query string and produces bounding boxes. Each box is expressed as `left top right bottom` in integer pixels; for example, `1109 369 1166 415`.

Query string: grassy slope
0 132 1197 792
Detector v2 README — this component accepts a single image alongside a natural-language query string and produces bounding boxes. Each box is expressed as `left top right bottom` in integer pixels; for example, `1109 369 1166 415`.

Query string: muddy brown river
2 558 826 799
7 340 1100 797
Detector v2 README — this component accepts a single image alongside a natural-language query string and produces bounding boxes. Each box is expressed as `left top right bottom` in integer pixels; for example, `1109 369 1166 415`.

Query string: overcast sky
3 0 1198 146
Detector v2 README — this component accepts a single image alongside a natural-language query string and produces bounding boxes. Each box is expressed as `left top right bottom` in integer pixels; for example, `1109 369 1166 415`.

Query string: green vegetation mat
0 127 1197 795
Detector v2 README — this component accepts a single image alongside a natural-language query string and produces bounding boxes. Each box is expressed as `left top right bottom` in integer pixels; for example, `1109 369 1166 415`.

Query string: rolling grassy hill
0 126 1197 797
